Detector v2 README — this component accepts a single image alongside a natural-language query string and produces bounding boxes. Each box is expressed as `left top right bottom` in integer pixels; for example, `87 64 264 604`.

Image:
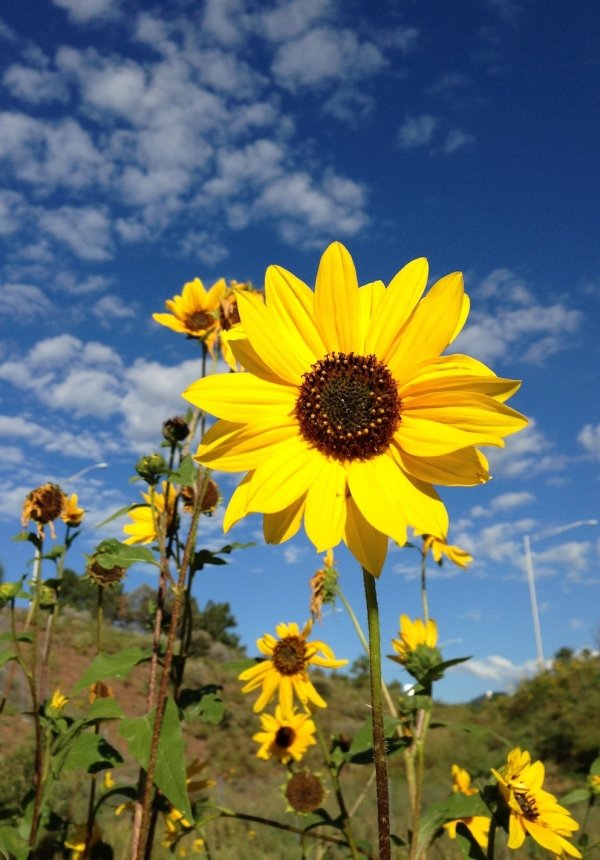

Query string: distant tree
349 655 370 686
59 568 124 622
195 600 239 648
554 646 574 663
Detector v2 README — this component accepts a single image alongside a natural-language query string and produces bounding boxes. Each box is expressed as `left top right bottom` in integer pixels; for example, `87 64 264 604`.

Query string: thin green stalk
420 547 429 624
337 585 398 719
314 721 361 860
84 585 105 858
362 568 391 860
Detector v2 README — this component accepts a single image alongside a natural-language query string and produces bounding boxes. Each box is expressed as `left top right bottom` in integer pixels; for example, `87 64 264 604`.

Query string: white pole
523 534 545 671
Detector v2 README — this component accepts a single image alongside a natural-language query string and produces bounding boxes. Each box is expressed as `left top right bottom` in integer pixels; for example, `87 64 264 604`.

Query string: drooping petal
365 257 429 358
347 455 408 547
223 473 252 532
303 458 347 552
314 242 361 353
263 496 306 543
183 372 296 422
385 271 465 377
266 265 326 361
344 496 388 576
246 442 323 514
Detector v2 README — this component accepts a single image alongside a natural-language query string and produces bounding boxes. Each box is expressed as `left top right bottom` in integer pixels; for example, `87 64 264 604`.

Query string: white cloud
471 490 535 517
0 415 110 462
52 0 121 24
456 654 539 686
397 114 438 149
261 0 332 42
578 423 600 459
441 128 475 154
3 64 69 104
38 205 113 261
486 419 569 480
0 283 54 321
272 26 385 90
92 295 137 322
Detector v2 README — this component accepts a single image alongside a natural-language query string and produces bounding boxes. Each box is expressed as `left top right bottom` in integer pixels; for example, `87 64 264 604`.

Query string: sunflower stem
486 817 496 860
362 567 391 860
315 721 362 860
420 547 429 625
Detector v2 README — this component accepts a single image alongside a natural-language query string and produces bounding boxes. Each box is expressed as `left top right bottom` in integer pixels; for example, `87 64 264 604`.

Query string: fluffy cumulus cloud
578 423 600 460
0 2 390 264
456 654 540 686
396 113 474 154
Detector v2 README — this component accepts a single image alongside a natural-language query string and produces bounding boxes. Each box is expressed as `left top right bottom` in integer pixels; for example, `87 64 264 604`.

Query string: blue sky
0 0 599 703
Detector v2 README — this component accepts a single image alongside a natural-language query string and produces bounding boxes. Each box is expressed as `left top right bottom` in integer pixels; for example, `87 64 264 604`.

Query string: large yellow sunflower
238 621 347 713
183 242 527 575
492 748 581 858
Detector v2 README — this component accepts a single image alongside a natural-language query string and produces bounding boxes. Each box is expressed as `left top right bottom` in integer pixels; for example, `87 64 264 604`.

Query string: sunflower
153 277 226 345
443 764 490 849
61 493 85 527
391 614 438 664
183 242 527 576
122 482 177 545
492 748 581 858
418 532 473 568
238 621 347 713
253 705 317 763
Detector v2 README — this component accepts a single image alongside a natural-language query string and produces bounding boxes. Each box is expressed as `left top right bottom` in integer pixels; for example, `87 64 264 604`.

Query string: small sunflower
122 481 177 545
153 277 226 344
184 242 527 576
238 621 347 713
418 532 473 568
253 705 317 763
61 493 85 527
443 764 490 849
492 747 581 858
391 614 438 664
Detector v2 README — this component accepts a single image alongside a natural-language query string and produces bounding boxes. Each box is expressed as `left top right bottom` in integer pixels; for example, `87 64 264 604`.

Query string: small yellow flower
238 621 347 713
418 532 473 568
49 689 69 713
492 747 581 858
153 277 226 344
391 614 438 664
443 765 490 849
588 773 600 796
103 770 116 790
253 705 317 763
123 481 178 545
61 493 85 527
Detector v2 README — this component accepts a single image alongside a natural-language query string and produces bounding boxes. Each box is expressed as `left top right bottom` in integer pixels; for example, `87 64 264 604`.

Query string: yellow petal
365 257 429 358
314 242 360 353
246 442 323 514
223 473 252 532
392 443 490 486
236 289 307 383
266 265 325 361
303 458 347 552
344 495 388 576
358 280 385 350
385 271 465 377
263 496 306 543
347 454 409 546
449 293 470 343
402 391 528 444
196 419 297 471
183 372 296 422
226 325 291 384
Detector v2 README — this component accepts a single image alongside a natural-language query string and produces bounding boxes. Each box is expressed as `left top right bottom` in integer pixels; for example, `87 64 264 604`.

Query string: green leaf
590 755 600 776
120 697 192 821
0 824 29 860
179 686 224 725
72 646 151 693
0 650 16 668
560 787 591 805
169 455 197 486
43 545 66 561
91 539 158 570
96 504 140 528
57 733 123 775
87 697 124 721
0 631 33 644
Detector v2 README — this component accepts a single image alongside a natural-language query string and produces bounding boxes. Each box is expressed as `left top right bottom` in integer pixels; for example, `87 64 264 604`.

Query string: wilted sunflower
184 242 527 575
492 747 581 858
239 621 347 713
22 483 66 537
253 705 317 763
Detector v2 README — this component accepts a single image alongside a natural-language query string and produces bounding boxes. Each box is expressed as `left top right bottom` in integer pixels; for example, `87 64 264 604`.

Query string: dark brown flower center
295 352 400 461
272 635 308 676
184 309 215 333
275 726 296 749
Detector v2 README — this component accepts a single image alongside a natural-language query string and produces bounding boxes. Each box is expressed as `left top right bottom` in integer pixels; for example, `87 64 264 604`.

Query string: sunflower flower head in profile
184 242 528 576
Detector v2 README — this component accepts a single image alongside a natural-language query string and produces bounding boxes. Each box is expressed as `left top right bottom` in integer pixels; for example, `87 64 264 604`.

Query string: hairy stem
362 568 391 860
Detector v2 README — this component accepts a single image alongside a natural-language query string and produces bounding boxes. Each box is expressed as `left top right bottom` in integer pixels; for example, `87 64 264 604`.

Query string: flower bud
135 453 168 485
162 416 190 445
